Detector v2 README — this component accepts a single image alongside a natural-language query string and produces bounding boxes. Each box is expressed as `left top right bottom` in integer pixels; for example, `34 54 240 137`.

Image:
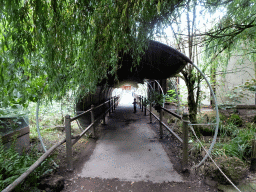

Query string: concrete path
78 102 183 183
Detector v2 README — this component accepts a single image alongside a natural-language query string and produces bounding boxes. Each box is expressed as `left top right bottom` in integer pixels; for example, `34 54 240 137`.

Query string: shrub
218 122 238 137
0 138 53 191
223 128 255 160
227 114 243 127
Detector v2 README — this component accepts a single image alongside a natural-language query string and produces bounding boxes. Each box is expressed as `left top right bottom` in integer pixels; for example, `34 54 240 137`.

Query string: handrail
93 99 112 110
146 107 183 143
3 96 120 192
70 98 114 122
65 96 120 170
161 107 182 120
71 108 92 122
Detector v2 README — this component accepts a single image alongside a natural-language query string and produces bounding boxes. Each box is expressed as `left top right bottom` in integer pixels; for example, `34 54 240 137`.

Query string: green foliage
218 122 238 137
227 114 243 127
242 79 256 92
220 123 256 160
0 0 185 106
0 138 53 191
146 91 165 106
205 0 256 69
165 89 178 103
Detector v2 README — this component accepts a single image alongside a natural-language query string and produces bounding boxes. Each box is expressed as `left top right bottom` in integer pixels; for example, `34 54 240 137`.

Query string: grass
186 110 256 166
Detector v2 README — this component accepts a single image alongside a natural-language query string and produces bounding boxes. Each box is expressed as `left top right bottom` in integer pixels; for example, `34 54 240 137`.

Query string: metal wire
189 124 242 192
190 63 220 168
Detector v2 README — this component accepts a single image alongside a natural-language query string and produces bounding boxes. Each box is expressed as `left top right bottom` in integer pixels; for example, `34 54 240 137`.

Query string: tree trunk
186 79 200 136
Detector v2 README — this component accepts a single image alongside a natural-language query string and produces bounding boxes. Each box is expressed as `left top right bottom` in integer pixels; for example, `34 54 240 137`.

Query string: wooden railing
65 96 120 170
2 96 120 192
136 95 189 170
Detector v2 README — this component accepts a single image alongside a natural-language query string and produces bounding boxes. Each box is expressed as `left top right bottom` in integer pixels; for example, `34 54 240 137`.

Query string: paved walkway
78 102 183 183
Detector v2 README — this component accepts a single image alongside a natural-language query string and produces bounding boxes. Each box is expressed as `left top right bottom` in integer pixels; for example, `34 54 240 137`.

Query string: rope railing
2 96 120 192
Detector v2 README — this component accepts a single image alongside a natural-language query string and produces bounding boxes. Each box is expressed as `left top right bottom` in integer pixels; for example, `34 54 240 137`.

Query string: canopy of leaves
0 0 184 107
204 0 256 68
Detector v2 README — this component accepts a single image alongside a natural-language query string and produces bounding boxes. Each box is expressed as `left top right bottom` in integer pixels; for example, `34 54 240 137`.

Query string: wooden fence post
114 96 116 110
91 105 96 138
144 97 146 116
182 113 189 170
111 97 114 112
109 99 111 116
150 103 152 123
102 102 106 125
65 115 73 171
251 138 256 172
159 107 163 139
141 96 144 112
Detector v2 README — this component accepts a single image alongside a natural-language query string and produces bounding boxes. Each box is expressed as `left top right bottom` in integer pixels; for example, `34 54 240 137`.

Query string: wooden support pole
144 98 146 116
250 138 256 172
111 97 114 112
159 107 163 139
182 113 189 170
109 99 111 116
141 96 144 112
150 103 152 123
65 115 73 171
114 96 116 110
102 102 106 125
91 105 96 138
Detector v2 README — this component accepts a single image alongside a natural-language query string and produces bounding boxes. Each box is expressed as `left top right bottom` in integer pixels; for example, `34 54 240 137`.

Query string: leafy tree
0 0 185 108
204 0 256 97
167 0 209 135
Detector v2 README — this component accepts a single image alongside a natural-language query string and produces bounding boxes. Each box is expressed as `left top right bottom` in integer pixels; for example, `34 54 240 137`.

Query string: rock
39 175 65 192
204 156 248 185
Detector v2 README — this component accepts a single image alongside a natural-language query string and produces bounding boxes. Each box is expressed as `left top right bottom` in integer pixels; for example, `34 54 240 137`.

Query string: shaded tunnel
76 40 192 127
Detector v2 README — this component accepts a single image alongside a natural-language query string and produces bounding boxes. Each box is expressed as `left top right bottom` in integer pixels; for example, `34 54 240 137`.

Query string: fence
136 95 189 170
2 96 120 192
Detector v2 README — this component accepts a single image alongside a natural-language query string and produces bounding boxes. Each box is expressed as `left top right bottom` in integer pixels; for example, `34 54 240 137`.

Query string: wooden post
159 107 163 139
141 96 144 112
144 97 146 116
250 138 256 172
109 99 111 116
182 113 189 170
91 105 96 138
65 115 73 171
150 103 152 123
114 96 116 110
139 96 141 109
102 102 106 125
111 97 114 112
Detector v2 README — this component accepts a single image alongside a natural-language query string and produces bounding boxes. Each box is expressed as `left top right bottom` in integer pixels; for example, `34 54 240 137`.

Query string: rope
188 124 242 192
